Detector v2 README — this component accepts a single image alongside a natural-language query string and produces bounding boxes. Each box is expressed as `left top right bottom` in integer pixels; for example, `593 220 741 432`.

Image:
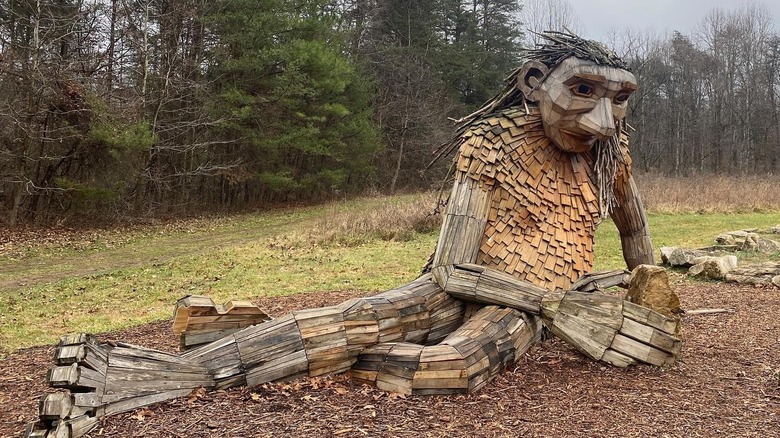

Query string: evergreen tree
439 0 524 109
207 0 379 202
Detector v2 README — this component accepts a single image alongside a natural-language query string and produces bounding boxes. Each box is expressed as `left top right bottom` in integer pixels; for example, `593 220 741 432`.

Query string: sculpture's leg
187 273 465 387
26 274 465 437
351 305 544 395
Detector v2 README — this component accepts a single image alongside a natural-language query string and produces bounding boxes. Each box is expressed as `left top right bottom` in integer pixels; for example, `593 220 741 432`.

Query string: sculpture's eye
613 92 631 104
571 83 594 97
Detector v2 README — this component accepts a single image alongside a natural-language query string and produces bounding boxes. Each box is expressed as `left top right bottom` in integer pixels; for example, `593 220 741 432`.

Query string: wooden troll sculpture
26 32 681 437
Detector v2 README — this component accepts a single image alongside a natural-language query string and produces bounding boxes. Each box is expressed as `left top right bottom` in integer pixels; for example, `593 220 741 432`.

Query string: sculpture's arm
611 174 655 269
429 174 549 313
429 171 680 368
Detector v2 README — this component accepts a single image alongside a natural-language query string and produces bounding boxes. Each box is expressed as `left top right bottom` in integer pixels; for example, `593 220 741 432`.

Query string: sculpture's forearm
433 263 548 314
612 175 655 269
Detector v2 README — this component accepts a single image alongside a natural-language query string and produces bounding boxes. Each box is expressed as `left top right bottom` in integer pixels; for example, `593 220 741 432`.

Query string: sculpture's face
523 57 637 153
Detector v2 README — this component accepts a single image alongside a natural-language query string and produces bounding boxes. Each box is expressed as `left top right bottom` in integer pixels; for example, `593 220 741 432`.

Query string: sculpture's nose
579 98 616 140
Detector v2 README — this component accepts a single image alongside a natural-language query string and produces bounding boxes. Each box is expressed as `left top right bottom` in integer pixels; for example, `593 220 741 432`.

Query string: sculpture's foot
25 334 215 438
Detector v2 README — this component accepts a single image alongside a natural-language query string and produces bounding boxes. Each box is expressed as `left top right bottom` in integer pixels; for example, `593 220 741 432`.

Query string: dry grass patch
268 192 442 248
637 173 780 213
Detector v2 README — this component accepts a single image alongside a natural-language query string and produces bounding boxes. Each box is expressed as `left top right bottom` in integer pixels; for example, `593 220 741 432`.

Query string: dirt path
0 213 313 291
2 283 778 437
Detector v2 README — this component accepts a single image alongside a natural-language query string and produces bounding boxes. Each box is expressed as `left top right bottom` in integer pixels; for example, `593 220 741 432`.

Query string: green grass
1 194 778 355
594 212 780 270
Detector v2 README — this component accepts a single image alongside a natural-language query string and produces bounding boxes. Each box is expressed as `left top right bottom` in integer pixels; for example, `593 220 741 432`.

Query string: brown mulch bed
2 284 778 438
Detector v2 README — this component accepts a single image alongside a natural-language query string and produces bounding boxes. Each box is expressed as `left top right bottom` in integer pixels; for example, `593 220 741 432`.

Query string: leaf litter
1 283 778 437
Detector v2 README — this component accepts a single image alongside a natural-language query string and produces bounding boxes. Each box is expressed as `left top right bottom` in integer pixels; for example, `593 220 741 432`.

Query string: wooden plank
550 312 614 361
610 333 675 366
67 415 99 438
622 301 679 335
235 316 305 369
38 392 72 420
556 291 623 330
349 368 378 383
245 350 308 386
108 352 211 374
411 375 469 390
375 371 413 395
58 333 90 347
181 334 237 361
412 387 469 395
23 422 48 438
73 393 102 408
601 349 637 367
308 359 354 377
47 363 80 387
181 328 239 349
619 318 681 355
104 388 192 415
110 345 193 365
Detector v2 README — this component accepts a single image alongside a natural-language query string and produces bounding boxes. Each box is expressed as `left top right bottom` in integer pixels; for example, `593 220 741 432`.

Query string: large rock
659 247 709 267
750 235 780 252
725 262 780 287
715 230 780 252
688 255 738 280
626 265 682 321
715 229 756 244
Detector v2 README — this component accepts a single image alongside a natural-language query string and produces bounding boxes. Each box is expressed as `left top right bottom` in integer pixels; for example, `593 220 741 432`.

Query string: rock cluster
660 228 780 287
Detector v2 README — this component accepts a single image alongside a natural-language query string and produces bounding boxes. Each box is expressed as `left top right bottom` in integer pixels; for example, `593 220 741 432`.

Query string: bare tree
520 0 582 46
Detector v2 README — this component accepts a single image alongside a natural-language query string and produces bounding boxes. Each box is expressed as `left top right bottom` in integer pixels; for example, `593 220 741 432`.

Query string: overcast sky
568 0 780 41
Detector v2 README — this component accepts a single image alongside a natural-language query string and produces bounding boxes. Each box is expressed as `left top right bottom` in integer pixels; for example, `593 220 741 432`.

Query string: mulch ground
2 283 778 438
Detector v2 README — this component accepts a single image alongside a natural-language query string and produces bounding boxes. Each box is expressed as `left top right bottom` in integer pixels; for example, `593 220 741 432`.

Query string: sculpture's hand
569 269 631 292
540 290 681 367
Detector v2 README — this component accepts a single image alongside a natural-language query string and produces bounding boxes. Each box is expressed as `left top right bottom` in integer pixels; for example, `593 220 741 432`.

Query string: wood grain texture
352 305 542 395
173 295 271 350
436 105 634 292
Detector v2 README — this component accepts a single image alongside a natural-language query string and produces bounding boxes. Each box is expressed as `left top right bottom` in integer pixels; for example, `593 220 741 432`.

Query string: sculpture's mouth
561 129 597 151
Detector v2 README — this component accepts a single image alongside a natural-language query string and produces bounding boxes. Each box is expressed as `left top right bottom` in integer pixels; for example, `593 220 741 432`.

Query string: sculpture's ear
517 60 549 102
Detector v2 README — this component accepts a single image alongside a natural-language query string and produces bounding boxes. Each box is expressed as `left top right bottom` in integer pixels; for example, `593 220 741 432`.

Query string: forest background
1 0 778 226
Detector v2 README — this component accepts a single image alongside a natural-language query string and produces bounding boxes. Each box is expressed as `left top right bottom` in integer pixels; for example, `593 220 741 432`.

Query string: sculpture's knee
351 306 543 395
344 273 465 347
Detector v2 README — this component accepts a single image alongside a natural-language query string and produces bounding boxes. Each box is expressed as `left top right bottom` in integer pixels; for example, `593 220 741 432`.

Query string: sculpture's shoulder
455 106 543 181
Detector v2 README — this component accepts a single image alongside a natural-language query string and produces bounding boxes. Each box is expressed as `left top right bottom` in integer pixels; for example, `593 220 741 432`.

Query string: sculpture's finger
570 269 631 292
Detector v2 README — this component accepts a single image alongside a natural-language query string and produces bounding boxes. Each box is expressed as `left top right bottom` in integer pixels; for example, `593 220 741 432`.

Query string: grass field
1 180 779 354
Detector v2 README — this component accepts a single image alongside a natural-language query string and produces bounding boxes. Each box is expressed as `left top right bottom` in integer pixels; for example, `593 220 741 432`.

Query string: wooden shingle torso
455 106 630 291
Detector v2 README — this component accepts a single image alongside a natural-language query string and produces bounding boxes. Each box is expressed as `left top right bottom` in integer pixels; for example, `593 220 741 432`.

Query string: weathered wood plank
104 388 193 415
622 301 679 335
601 349 637 367
610 333 674 366
38 392 72 420
618 318 681 355
245 350 308 386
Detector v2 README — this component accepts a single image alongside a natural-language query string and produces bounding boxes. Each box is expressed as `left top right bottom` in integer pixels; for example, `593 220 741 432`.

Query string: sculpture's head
518 57 637 153
516 33 636 153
